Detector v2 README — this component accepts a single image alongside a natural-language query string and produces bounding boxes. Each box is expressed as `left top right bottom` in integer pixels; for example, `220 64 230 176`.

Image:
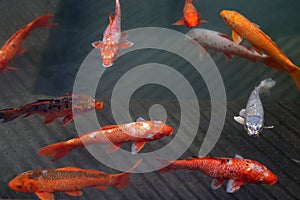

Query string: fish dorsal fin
107 143 122 153
100 125 119 130
136 117 145 122
64 190 83 197
211 179 225 189
131 141 147 154
232 30 243 44
94 185 108 191
235 154 243 159
35 192 54 200
226 179 244 193
59 166 82 171
218 33 233 41
109 13 115 25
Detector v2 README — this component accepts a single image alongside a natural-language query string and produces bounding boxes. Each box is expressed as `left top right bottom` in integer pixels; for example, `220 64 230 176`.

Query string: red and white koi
92 0 133 67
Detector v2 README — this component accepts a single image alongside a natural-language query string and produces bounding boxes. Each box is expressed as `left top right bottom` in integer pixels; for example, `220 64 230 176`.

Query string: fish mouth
102 63 113 67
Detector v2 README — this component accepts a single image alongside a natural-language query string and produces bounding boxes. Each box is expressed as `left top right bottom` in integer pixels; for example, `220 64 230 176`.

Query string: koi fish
186 28 284 70
38 118 173 161
0 14 56 72
92 0 133 67
173 0 207 28
234 78 275 136
158 154 277 193
220 10 300 90
0 93 103 125
9 160 142 200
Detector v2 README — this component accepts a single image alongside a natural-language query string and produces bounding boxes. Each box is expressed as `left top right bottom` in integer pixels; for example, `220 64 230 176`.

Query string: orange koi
158 154 277 193
38 118 173 161
173 0 207 28
92 0 133 67
9 160 141 200
220 10 300 89
0 93 103 125
0 14 57 72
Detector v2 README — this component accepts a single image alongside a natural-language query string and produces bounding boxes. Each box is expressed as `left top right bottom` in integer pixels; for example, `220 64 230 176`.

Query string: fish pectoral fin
131 141 147 154
211 178 226 189
64 190 83 197
107 143 122 153
251 44 263 55
223 53 232 60
234 116 245 125
94 185 108 191
44 116 57 125
6 66 18 70
232 30 243 44
92 41 102 49
239 109 246 117
17 47 26 56
173 17 185 26
121 31 128 39
119 40 134 49
35 192 54 200
61 115 74 125
226 179 244 193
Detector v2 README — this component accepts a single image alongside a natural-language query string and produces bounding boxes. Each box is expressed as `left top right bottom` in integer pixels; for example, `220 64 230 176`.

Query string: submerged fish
9 160 141 200
173 0 207 28
0 93 103 125
0 14 57 72
158 154 277 193
220 10 300 90
38 118 173 161
234 78 275 136
186 28 284 69
92 0 133 67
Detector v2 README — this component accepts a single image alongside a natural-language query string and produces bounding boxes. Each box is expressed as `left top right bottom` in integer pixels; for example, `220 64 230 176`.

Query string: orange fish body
220 10 300 89
92 0 133 67
159 155 277 193
0 93 103 125
173 0 207 28
0 14 56 72
9 161 141 200
38 119 173 161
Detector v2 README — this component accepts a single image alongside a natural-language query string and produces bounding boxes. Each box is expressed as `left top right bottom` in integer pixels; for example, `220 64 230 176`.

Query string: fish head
150 121 174 140
242 160 278 185
72 94 103 112
244 116 263 136
220 10 239 28
9 171 38 193
101 40 119 68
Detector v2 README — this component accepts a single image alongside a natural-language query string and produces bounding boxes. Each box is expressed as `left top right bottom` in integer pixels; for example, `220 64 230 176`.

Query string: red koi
173 0 207 28
0 14 57 72
38 118 173 161
0 93 103 125
9 160 141 200
158 154 277 193
92 0 133 67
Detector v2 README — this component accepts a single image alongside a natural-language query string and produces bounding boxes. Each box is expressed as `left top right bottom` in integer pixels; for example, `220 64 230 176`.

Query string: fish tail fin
154 157 174 173
0 108 23 122
114 159 142 189
38 140 78 161
30 14 57 30
258 78 276 95
289 67 300 90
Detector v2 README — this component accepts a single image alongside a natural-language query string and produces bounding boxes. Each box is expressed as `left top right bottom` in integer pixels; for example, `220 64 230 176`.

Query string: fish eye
15 185 22 189
159 132 164 135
